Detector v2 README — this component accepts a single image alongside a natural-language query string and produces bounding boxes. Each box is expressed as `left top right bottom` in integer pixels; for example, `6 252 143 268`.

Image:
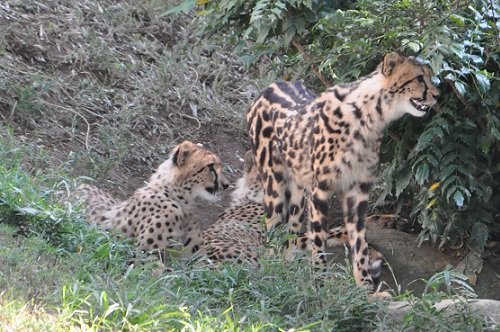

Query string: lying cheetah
202 151 386 284
247 53 439 289
74 141 229 258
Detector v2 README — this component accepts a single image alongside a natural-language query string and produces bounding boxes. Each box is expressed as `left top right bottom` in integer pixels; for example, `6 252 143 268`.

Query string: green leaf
453 190 464 207
395 166 412 197
454 81 466 96
449 14 465 27
430 53 444 74
414 163 429 185
475 71 490 92
160 0 197 16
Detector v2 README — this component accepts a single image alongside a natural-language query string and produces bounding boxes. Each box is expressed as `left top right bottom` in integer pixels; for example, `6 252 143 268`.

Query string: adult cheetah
247 53 439 289
74 141 229 258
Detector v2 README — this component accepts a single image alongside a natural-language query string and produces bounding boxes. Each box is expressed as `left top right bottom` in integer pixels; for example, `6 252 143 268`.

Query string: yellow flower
429 182 440 191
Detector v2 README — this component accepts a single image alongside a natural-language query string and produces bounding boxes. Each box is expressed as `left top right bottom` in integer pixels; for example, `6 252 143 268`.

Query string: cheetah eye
417 75 424 83
207 163 215 171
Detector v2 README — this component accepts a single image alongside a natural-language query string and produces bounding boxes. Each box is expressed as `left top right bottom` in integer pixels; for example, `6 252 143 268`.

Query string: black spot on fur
262 126 273 138
346 197 355 223
275 171 284 183
318 180 330 191
359 182 373 193
333 107 343 119
353 130 364 141
356 201 367 233
312 194 328 216
376 96 383 115
351 103 362 119
314 236 323 247
332 88 347 102
275 202 284 215
355 238 362 253
262 110 271 121
311 221 323 232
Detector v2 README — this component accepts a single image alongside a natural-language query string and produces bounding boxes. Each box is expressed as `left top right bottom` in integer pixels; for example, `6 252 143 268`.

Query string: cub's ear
382 52 403 77
243 150 256 173
172 141 198 167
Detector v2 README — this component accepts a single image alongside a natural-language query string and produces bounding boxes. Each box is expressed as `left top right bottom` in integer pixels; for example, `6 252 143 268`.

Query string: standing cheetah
247 53 439 289
74 141 229 258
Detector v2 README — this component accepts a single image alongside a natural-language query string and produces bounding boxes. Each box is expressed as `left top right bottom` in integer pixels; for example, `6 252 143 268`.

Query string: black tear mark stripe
208 163 219 192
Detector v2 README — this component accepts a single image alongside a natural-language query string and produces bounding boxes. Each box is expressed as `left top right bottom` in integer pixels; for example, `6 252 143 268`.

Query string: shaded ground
0 0 498 301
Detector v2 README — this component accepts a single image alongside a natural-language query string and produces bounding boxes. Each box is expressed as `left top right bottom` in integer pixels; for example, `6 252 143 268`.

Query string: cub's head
379 52 440 119
231 150 264 206
155 141 229 201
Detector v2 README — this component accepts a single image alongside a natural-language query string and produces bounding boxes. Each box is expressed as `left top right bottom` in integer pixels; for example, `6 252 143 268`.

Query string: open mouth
410 98 430 113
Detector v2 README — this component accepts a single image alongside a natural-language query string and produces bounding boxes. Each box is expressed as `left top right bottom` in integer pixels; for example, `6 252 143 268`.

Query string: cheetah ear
243 150 255 173
172 141 196 167
382 52 403 77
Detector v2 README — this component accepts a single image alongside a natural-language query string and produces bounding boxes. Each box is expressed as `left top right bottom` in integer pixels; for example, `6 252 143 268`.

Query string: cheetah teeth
410 98 429 111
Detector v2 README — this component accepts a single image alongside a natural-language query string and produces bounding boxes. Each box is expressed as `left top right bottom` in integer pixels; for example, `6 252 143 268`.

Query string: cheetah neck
325 71 399 137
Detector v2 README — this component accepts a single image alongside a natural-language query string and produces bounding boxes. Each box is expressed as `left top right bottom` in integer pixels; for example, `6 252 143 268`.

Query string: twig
38 100 92 150
292 40 331 88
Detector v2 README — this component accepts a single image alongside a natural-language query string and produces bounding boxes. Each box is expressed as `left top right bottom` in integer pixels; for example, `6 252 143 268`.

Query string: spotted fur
202 151 387 283
74 141 229 259
247 53 439 289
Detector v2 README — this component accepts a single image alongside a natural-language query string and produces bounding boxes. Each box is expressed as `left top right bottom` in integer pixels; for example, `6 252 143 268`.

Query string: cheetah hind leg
290 225 384 285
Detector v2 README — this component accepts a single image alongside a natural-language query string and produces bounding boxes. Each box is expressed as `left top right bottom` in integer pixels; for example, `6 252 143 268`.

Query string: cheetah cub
74 141 229 258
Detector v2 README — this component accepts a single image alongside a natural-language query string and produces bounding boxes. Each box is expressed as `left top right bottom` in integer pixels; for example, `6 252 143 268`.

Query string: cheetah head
157 141 229 201
230 150 264 206
380 52 440 120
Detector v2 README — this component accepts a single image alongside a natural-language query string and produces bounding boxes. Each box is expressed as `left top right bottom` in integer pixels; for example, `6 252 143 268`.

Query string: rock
380 298 500 330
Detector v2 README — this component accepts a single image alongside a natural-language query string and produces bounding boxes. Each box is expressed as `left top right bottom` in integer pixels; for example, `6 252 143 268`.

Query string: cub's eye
207 163 215 171
417 75 424 83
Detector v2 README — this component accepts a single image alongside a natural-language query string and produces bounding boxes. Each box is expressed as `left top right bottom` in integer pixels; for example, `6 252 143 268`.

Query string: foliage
2 222 495 331
176 0 500 253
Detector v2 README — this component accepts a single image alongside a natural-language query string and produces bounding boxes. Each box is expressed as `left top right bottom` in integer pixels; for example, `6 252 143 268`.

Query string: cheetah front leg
342 182 374 289
260 167 288 231
306 187 329 266
283 180 307 259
